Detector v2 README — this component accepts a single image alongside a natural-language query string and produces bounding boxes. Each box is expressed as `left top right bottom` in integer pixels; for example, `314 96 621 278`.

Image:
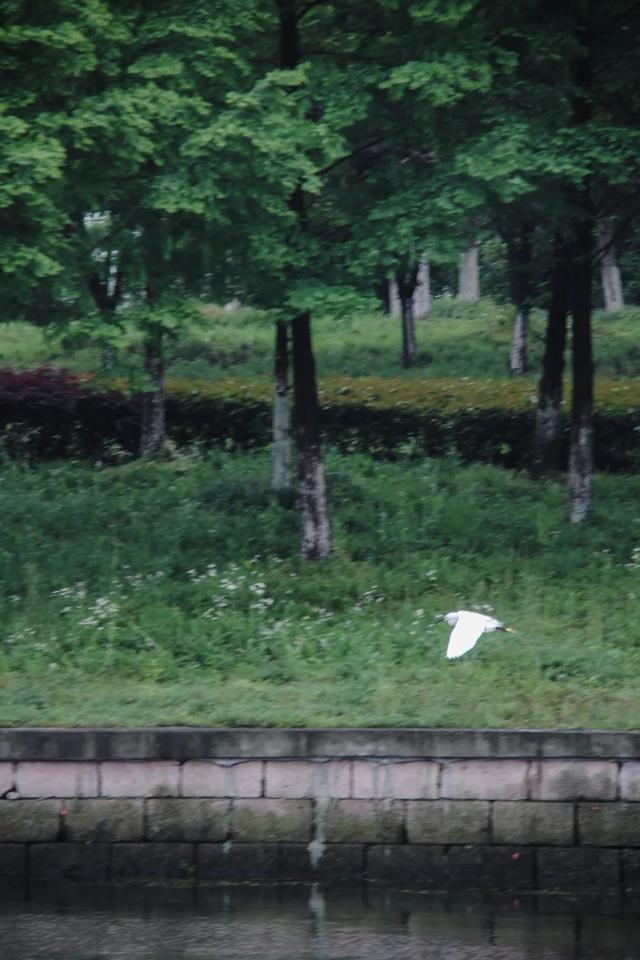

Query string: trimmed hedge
1 368 640 471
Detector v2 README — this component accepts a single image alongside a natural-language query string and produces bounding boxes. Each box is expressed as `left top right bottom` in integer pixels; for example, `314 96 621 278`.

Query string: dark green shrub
2 368 640 471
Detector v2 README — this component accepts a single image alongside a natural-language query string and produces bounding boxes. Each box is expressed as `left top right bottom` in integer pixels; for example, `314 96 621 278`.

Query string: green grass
2 448 640 728
3 296 640 727
3 299 640 383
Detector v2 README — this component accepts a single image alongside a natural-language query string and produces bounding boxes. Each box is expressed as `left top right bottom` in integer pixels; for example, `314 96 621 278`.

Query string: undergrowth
2 449 640 727
3 299 640 382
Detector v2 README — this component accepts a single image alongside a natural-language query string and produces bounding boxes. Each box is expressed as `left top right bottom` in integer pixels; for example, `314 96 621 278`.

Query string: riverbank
2 450 640 728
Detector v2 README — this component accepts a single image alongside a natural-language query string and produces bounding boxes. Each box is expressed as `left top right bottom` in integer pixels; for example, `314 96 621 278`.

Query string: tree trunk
566 22 594 524
279 0 331 558
101 342 117 371
458 238 480 301
88 265 122 370
533 238 571 475
271 320 292 492
509 308 529 375
388 276 401 317
414 259 431 319
598 220 624 311
140 330 166 458
397 264 419 368
507 224 533 375
567 213 594 524
401 295 417 367
291 312 330 559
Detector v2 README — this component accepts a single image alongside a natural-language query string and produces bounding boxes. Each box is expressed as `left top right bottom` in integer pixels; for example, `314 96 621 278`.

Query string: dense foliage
2 1 640 726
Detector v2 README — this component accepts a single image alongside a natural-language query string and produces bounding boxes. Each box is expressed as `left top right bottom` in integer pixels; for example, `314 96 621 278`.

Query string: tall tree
506 223 534 375
597 220 624 311
533 235 571 474
276 0 331 557
457 238 480 301
0 0 118 323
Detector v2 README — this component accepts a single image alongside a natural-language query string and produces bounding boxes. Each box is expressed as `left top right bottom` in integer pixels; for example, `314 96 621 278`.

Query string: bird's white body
442 610 512 659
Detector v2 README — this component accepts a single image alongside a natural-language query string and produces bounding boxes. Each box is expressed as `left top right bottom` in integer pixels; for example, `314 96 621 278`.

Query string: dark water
1 882 639 960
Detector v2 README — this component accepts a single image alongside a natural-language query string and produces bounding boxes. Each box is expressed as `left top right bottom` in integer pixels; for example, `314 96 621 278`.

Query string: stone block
313 843 365 880
0 800 59 841
537 847 620 892
324 799 404 844
264 760 315 798
100 761 180 797
146 798 228 841
445 844 534 891
579 802 640 845
407 800 490 844
0 763 14 794
182 760 262 798
446 844 486 888
367 845 449 887
280 842 364 880
493 802 573 845
16 762 99 798
232 798 312 842
198 842 279 881
64 799 143 841
0 843 26 875
265 760 350 799
622 848 640 891
308 728 543 759
29 842 109 881
620 762 640 800
532 760 617 800
5 726 640 763
111 842 195 880
478 845 535 891
352 761 438 799
538 731 640 759
441 760 530 800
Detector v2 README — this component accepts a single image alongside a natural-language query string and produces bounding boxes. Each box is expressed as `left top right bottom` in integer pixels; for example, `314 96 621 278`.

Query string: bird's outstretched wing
446 615 485 659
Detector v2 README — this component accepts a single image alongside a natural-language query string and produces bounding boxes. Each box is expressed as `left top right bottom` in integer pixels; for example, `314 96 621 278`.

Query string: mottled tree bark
271 320 292 492
507 225 533 375
458 238 480 301
533 238 571 475
510 309 529 375
566 19 594 524
388 276 401 317
598 220 624 311
279 0 330 558
291 312 330 559
88 263 122 370
397 264 419 368
400 297 417 368
140 329 166 458
567 212 594 523
414 259 431 319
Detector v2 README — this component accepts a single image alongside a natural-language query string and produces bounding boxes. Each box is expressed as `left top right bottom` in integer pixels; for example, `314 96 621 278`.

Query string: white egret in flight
437 610 515 659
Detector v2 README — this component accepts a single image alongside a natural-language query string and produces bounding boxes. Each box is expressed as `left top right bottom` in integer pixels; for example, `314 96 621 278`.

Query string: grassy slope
2 450 640 728
4 298 640 382
3 298 640 727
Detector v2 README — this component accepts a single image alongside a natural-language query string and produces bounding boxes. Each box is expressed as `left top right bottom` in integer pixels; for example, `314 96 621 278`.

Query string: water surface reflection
1 881 638 959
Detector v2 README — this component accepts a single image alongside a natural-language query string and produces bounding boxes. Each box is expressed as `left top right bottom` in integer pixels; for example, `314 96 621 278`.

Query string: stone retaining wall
2 727 640 891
